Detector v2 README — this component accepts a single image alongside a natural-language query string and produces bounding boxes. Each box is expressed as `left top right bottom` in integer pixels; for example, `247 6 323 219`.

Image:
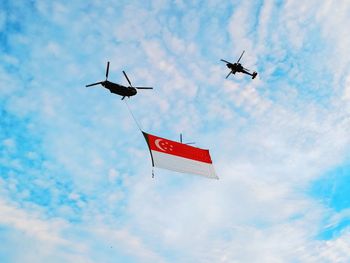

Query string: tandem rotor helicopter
86 62 153 100
221 51 258 79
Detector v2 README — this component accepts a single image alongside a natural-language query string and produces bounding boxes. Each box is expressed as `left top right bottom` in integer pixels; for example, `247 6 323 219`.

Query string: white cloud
0 199 68 245
92 227 165 263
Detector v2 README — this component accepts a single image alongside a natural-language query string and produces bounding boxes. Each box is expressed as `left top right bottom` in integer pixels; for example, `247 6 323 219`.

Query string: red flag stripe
145 133 212 164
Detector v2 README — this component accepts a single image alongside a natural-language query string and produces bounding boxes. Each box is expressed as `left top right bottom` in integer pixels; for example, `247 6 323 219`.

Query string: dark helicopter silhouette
221 51 258 79
86 62 153 100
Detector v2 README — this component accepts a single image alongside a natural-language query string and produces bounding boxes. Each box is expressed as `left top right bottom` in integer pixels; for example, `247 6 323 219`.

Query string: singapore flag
143 132 218 179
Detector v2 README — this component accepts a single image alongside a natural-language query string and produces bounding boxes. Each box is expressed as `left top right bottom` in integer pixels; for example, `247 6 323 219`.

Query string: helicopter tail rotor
252 72 258 79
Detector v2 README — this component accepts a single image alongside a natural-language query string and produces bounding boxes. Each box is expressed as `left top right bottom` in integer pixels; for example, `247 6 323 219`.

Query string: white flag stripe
152 150 218 179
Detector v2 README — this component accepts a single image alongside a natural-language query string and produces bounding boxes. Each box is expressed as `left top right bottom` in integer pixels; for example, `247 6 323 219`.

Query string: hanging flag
143 132 218 179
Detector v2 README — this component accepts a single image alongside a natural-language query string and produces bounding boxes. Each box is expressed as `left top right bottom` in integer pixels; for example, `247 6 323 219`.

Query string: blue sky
1 0 350 262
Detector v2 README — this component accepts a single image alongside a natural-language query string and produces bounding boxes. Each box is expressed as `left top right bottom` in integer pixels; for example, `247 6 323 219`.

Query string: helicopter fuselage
226 62 256 77
102 81 137 97
226 63 244 73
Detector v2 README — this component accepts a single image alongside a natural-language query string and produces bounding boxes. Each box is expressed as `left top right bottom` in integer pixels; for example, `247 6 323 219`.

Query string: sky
1 0 350 262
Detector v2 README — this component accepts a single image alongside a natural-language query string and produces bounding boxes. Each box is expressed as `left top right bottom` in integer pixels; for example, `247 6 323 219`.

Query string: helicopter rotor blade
86 81 103 87
237 50 245 63
226 71 233 79
220 59 231 64
123 71 132 87
135 87 153 90
106 62 110 79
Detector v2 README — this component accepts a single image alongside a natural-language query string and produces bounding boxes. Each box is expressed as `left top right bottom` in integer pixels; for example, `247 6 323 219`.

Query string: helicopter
221 51 258 79
179 133 195 145
86 62 153 100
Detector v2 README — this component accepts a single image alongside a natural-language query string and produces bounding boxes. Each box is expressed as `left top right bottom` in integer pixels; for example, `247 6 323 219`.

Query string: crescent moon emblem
155 139 166 151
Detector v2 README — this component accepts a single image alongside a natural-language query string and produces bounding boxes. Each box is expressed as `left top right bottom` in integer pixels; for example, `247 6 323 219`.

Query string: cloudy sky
1 0 350 262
